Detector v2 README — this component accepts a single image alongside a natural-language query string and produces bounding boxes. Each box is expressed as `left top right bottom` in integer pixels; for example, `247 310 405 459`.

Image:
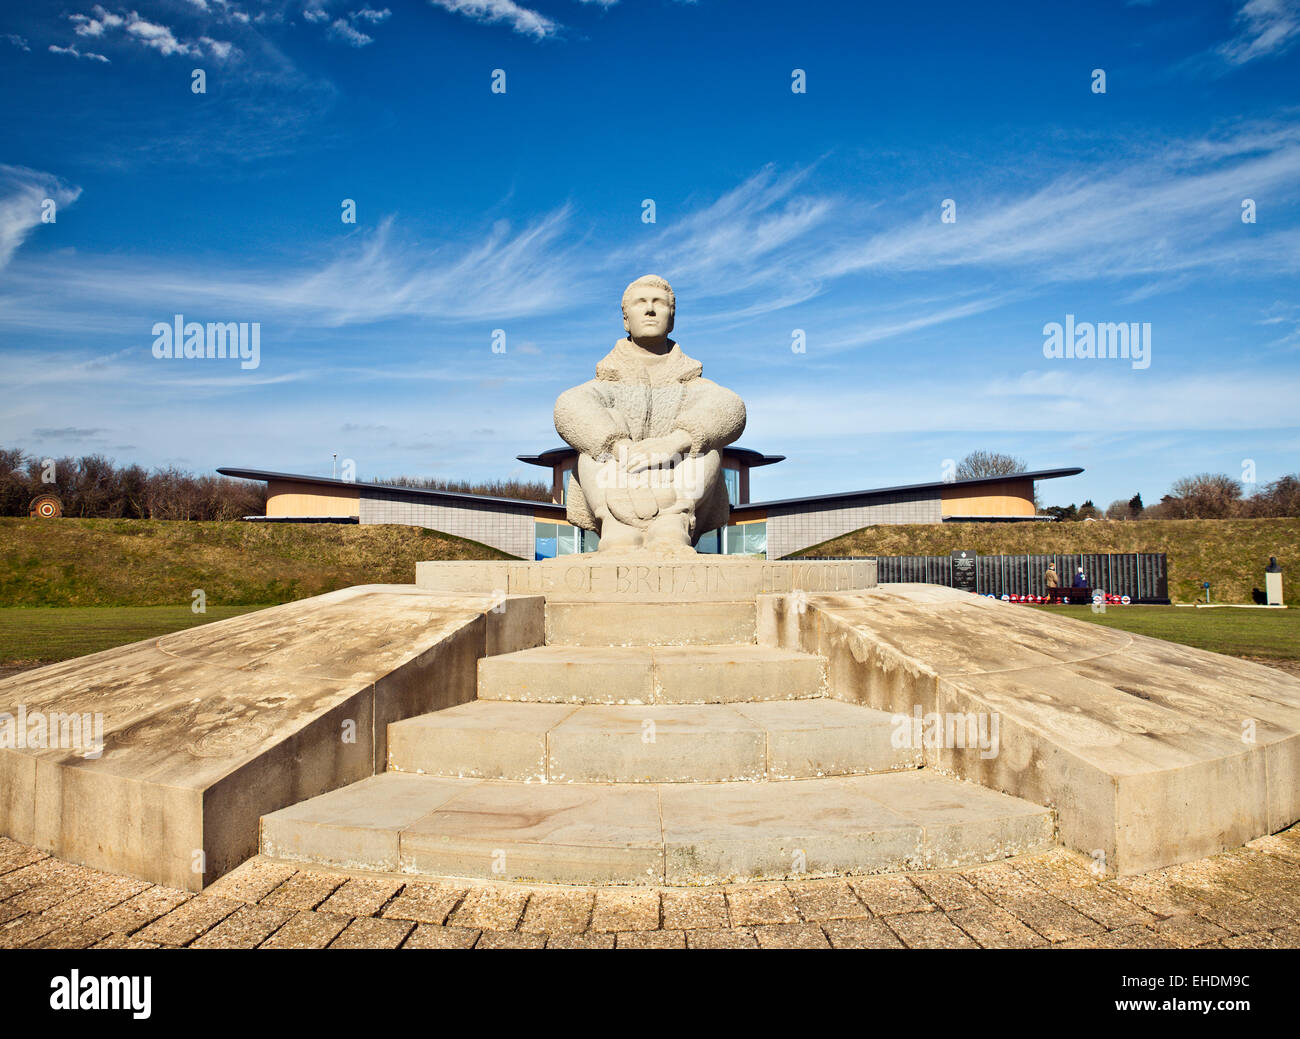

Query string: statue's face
622 284 674 340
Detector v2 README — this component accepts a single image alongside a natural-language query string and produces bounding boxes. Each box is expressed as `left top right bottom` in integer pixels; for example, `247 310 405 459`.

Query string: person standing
1044 563 1060 602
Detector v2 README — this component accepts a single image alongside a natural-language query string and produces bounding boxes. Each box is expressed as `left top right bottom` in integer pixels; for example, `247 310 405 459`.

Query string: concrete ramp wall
759 584 1300 875
0 586 542 891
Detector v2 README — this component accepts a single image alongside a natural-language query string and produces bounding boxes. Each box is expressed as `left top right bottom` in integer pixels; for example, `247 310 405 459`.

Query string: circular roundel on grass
1121 595 1131 605
29 494 62 519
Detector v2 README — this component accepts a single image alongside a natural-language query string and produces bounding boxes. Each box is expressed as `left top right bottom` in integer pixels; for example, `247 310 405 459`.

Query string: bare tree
1166 473 1242 519
955 450 1028 481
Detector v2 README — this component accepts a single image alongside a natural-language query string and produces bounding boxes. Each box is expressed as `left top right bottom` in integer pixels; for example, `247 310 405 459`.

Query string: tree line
957 451 1300 521
0 448 267 520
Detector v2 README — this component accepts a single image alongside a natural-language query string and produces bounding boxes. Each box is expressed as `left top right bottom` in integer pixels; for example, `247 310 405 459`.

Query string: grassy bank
1029 604 1299 660
0 604 269 667
0 518 509 608
795 517 1298 603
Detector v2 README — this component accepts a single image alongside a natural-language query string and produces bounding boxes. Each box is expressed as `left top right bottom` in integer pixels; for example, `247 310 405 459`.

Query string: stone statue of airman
554 275 746 556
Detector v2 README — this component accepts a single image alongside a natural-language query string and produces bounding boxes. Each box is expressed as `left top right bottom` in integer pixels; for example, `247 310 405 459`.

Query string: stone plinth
415 557 877 603
758 583 1300 875
0 586 543 891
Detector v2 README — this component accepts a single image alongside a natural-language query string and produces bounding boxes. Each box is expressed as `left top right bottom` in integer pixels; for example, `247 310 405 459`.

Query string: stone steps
476 644 825 704
387 699 920 783
259 769 1056 886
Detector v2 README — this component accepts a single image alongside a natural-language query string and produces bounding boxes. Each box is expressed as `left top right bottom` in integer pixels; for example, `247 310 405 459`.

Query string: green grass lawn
1029 604 1300 660
0 604 270 666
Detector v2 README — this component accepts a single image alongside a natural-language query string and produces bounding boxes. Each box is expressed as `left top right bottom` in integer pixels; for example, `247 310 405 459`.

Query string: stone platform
7 558 1297 896
762 584 1300 874
0 586 543 891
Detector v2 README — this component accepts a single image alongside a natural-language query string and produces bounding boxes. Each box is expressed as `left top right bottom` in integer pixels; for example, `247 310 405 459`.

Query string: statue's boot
594 511 643 551
645 510 693 554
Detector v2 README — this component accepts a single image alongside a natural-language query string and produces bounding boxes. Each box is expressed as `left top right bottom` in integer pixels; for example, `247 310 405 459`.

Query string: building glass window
722 521 766 557
535 522 557 560
562 469 572 504
696 529 721 554
723 467 740 507
536 519 594 559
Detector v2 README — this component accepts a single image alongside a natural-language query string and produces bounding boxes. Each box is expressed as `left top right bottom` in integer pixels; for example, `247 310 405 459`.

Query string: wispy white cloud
64 6 236 61
1218 0 1300 64
814 125 1300 283
0 167 82 271
328 18 373 46
428 0 559 39
49 43 111 62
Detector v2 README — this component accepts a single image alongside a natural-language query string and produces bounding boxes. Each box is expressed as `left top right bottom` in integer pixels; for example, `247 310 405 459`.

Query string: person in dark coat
1072 567 1088 588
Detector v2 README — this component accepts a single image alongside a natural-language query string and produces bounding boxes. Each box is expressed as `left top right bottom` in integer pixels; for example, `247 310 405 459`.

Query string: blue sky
2 0 1298 510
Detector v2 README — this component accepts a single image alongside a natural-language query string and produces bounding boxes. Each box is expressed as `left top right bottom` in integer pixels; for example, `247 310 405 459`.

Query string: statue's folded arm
554 382 629 460
675 379 746 456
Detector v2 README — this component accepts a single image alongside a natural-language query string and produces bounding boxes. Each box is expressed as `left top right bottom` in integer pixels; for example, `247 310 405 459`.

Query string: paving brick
590 889 660 932
1056 926 1176 950
963 866 1102 942
1247 834 1300 865
475 930 546 949
330 916 414 949
753 923 830 949
1102 875 1215 919
448 887 530 932
317 878 404 918
725 886 800 927
0 839 48 877
23 924 111 950
848 875 935 916
91 934 160 949
1150 914 1232 949
404 924 481 949
1195 896 1299 936
133 896 241 946
260 871 346 911
908 872 987 912
660 889 729 930
0 859 96 902
887 912 978 949
520 889 593 935
685 927 758 949
785 880 867 921
616 929 686 949
259 911 350 949
382 881 468 925
191 904 297 949
203 860 299 904
823 917 905 949
1050 884 1158 930
946 904 1047 948
90 886 192 938
545 932 616 949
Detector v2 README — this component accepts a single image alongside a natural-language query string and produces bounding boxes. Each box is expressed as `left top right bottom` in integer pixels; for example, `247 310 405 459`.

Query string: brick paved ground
3 828 1299 949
